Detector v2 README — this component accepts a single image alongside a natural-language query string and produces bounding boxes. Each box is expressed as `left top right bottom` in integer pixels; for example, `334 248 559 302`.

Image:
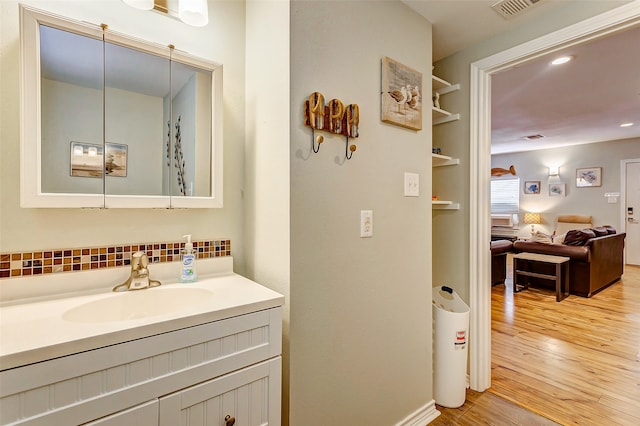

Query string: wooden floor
432 261 640 425
431 388 558 425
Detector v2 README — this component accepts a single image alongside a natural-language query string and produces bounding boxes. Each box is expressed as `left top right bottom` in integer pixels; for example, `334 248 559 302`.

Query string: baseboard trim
395 400 440 426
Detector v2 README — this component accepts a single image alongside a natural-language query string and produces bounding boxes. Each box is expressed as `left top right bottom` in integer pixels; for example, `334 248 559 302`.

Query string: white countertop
0 258 284 370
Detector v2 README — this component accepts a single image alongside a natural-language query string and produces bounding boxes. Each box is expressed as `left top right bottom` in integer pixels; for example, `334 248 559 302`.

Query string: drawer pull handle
225 415 236 426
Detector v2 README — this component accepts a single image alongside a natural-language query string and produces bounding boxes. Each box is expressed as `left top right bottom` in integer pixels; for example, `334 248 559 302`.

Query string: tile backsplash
0 239 230 279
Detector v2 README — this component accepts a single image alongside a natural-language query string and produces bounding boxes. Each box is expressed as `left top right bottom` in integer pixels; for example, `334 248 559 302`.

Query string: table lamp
523 212 541 236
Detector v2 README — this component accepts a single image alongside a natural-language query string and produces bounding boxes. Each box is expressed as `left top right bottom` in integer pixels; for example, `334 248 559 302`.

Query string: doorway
622 159 640 265
468 3 640 391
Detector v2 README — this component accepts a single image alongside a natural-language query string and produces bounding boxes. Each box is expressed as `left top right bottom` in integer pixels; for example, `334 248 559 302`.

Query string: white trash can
432 285 470 408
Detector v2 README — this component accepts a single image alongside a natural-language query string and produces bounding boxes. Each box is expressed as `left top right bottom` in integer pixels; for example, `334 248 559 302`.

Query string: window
491 178 520 214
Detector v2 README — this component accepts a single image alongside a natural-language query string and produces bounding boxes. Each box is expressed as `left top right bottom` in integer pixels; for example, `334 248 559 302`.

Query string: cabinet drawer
82 400 159 426
0 307 282 425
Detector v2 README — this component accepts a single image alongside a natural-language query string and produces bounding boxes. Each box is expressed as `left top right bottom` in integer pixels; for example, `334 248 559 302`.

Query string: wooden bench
513 252 570 302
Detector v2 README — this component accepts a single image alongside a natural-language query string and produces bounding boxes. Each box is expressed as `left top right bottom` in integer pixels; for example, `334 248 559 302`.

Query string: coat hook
345 136 356 160
312 130 324 153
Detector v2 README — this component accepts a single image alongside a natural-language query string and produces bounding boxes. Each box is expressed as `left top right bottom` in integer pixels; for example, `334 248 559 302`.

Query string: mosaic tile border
0 239 230 279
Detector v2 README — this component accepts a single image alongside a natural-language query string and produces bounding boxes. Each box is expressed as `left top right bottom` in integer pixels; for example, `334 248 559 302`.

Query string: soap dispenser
179 234 198 283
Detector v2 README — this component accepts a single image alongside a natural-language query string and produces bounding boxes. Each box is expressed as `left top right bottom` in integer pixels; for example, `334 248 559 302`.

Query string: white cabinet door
159 358 281 426
82 400 158 426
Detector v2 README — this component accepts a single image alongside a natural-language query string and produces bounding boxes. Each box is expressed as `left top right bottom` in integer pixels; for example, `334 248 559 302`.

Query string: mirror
165 59 213 199
103 38 170 199
40 25 104 196
20 5 222 208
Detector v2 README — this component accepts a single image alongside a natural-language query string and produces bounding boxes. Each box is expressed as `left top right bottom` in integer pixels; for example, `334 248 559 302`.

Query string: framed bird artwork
381 56 423 131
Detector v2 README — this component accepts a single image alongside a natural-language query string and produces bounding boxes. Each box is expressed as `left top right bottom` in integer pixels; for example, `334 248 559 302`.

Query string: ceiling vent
522 134 544 141
491 0 543 19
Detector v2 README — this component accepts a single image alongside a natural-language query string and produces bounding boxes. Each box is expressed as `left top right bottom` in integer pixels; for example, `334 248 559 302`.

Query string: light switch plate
360 210 373 237
404 172 420 197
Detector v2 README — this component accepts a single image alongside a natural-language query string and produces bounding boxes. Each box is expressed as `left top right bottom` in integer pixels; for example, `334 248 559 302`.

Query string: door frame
621 158 640 264
469 1 640 391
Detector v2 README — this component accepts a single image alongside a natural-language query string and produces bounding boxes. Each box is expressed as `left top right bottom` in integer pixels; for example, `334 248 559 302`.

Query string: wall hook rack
304 91 359 160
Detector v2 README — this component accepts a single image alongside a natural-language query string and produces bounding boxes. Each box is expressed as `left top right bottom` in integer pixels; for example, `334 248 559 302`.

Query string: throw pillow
563 228 596 246
552 233 566 244
590 227 608 237
530 231 553 244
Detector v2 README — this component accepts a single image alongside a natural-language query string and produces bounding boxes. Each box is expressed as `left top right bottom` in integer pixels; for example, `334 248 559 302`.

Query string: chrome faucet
113 251 161 292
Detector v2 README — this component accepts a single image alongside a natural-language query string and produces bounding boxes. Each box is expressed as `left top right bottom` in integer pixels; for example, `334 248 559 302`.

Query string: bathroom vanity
0 259 283 425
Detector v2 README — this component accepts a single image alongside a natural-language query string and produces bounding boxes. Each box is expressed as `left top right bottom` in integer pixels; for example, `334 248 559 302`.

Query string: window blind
491 178 520 214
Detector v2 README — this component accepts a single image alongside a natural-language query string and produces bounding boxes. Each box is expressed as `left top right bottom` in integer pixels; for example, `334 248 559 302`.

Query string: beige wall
244 0 291 422
0 0 247 272
432 0 629 301
493 138 640 237
290 1 433 424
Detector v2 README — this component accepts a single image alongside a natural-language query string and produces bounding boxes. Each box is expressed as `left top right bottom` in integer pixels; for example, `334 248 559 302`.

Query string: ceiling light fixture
620 122 634 127
122 0 208 27
551 56 573 65
178 0 209 27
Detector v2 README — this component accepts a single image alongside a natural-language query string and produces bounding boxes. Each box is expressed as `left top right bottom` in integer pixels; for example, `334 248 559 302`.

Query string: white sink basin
62 287 215 323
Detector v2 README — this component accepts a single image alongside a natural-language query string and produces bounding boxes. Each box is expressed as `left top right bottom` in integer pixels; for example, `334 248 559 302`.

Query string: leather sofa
513 231 626 297
491 240 513 286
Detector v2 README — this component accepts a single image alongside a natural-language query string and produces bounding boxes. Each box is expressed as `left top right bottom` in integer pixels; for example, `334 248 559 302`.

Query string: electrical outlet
360 210 373 237
404 172 419 197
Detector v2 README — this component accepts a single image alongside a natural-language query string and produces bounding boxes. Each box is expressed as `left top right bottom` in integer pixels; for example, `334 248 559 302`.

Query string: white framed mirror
20 5 223 208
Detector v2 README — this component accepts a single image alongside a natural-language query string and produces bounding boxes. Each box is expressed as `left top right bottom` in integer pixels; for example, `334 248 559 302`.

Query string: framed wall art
524 181 540 194
381 56 422 131
549 183 566 197
576 167 602 187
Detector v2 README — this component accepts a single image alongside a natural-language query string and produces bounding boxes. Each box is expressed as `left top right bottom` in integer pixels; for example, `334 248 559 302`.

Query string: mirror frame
20 5 223 208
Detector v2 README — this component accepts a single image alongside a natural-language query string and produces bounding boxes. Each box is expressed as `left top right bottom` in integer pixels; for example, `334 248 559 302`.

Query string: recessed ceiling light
551 56 573 65
620 122 634 127
522 134 544 141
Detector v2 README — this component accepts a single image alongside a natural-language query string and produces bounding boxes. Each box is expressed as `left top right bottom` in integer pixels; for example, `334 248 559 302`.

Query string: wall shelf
431 76 460 125
433 113 460 125
436 83 460 96
432 201 460 210
432 75 450 91
432 107 450 119
432 153 460 167
432 74 460 211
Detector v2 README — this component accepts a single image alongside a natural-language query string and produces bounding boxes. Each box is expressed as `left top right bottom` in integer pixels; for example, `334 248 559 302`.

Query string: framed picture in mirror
70 142 127 178
70 142 103 178
106 143 127 177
